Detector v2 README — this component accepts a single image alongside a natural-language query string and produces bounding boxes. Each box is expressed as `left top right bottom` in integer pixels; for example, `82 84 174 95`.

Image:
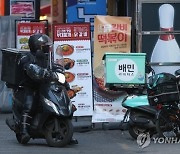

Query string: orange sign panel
0 0 5 16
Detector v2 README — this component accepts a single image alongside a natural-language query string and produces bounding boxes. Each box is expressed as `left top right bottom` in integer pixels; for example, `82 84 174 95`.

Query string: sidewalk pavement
72 116 121 132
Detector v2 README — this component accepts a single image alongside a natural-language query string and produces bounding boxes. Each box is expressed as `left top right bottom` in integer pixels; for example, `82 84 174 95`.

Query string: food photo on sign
67 85 83 99
64 58 75 70
55 44 75 70
56 44 74 56
19 37 29 49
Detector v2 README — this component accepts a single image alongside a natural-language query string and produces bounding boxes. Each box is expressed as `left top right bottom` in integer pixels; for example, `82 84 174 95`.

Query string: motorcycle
147 69 180 138
4 48 76 147
119 64 158 139
120 89 157 139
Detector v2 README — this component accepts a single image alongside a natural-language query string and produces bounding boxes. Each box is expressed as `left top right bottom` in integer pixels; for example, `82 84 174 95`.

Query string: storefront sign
66 0 107 31
53 23 93 116
16 22 46 50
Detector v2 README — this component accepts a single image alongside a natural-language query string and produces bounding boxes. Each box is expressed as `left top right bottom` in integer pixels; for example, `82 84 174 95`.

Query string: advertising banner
94 15 131 72
66 0 107 32
16 22 46 50
53 23 93 116
92 15 131 123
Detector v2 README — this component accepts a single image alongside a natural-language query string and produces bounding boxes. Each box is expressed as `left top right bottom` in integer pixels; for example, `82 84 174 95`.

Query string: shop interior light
40 15 47 20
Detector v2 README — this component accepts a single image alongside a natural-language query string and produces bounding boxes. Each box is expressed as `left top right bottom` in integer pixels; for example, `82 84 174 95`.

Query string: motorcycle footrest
130 116 149 124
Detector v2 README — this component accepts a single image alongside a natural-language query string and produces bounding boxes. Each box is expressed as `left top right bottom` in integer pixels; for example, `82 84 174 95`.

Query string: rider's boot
20 113 32 144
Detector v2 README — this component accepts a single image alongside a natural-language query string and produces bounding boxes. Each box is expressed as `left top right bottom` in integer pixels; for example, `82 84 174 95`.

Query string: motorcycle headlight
44 98 59 115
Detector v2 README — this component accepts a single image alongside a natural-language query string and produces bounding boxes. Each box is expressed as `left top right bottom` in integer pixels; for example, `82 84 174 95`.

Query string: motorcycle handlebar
52 63 64 74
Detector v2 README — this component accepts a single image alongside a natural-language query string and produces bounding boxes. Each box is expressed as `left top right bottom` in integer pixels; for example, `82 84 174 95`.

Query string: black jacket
19 52 54 89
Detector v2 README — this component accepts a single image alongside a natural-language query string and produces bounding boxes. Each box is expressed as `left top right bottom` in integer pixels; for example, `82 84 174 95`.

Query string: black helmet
28 33 52 54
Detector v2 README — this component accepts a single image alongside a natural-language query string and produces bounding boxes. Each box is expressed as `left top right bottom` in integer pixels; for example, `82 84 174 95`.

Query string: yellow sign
93 15 131 78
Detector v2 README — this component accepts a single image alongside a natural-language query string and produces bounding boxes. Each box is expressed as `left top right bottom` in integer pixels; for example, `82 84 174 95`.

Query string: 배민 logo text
115 59 138 81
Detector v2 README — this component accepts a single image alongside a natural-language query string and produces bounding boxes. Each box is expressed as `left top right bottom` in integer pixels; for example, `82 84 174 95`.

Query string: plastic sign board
16 22 46 50
53 23 93 116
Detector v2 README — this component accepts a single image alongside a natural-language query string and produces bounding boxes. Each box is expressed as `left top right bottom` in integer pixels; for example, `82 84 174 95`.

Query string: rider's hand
47 70 58 81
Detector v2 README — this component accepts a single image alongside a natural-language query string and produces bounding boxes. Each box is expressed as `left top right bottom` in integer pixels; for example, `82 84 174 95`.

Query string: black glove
52 63 64 73
50 71 58 81
43 69 58 81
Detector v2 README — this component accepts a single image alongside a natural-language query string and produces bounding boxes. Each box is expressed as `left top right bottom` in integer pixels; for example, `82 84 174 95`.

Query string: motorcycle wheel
44 118 73 147
156 109 178 138
128 125 148 139
128 112 152 139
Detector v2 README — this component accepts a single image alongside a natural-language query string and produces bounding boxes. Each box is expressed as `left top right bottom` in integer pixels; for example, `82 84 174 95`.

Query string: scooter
5 49 76 147
119 65 157 139
148 69 180 138
120 93 157 139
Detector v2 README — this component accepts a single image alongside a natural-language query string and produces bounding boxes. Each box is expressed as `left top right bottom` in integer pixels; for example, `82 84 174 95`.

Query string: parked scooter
120 92 157 139
119 64 157 139
147 69 180 138
3 48 76 147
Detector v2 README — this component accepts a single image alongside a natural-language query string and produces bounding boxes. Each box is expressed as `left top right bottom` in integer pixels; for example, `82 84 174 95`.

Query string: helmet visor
42 44 53 53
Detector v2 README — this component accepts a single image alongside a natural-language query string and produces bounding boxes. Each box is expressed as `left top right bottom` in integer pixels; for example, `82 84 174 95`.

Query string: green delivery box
103 53 146 88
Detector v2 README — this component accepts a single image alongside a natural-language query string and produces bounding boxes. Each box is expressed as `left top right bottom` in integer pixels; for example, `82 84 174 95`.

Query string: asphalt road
0 113 180 154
